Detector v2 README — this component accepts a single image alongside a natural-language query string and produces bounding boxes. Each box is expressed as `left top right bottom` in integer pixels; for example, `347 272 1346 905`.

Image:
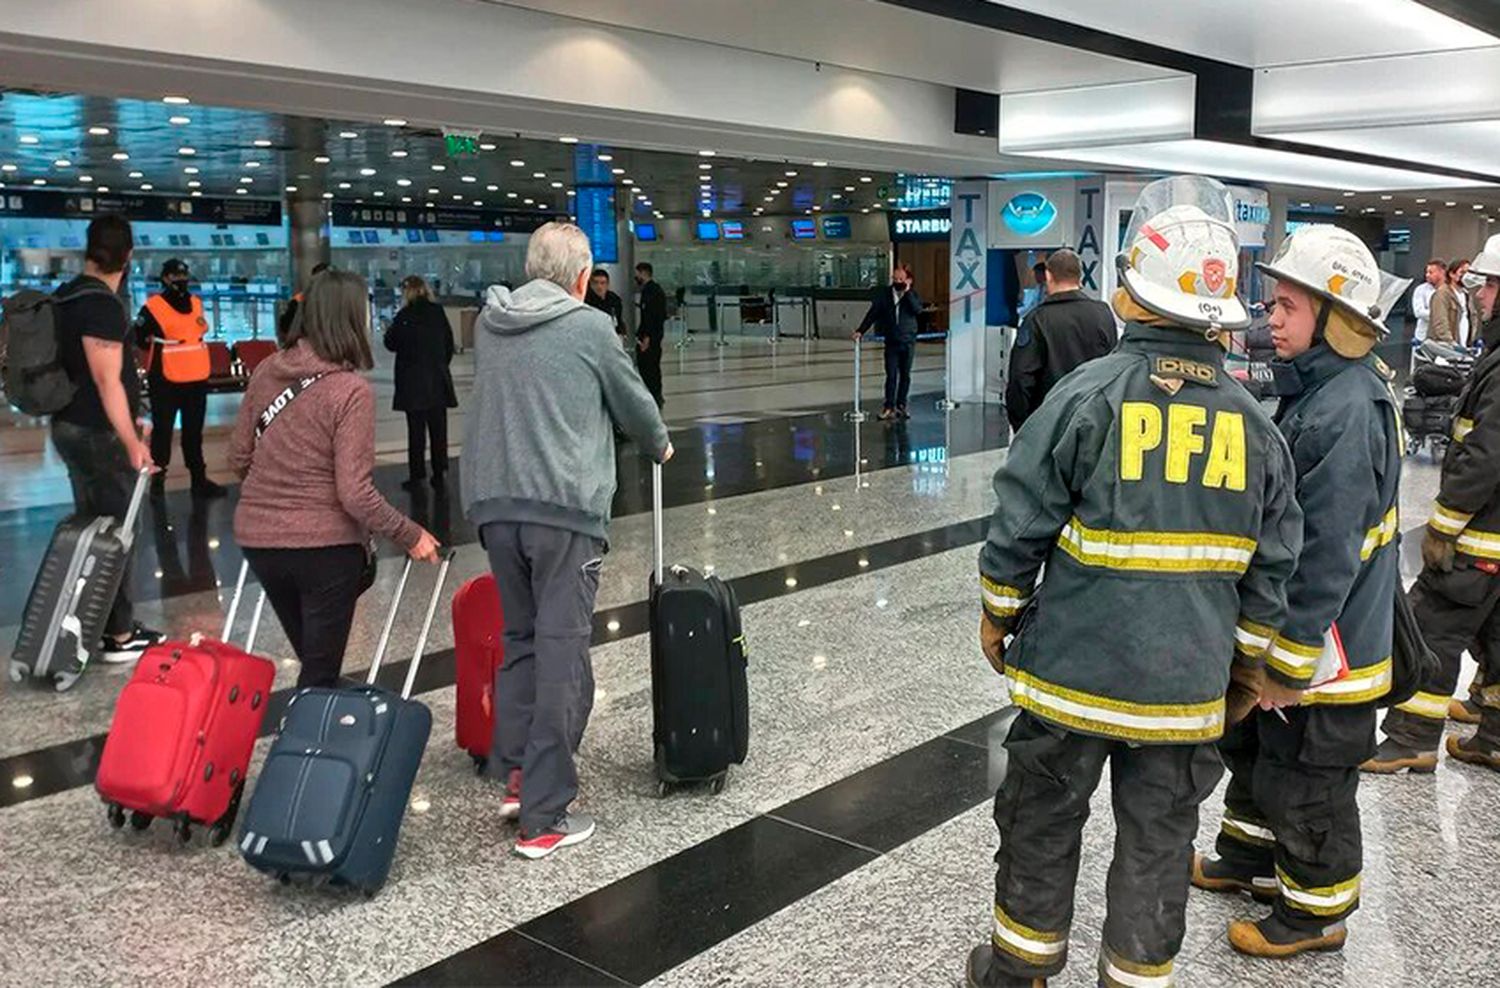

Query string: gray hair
524 222 594 289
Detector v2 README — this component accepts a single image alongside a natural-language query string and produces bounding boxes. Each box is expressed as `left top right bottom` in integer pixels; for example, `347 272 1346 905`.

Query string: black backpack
0 285 117 416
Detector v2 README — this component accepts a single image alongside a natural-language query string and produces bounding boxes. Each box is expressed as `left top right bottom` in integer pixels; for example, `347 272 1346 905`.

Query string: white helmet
1256 225 1396 333
1117 176 1249 331
1470 233 1500 279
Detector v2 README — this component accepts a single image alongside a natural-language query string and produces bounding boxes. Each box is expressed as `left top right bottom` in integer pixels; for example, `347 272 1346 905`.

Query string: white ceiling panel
987 0 1494 67
1265 122 1500 181
493 0 1180 92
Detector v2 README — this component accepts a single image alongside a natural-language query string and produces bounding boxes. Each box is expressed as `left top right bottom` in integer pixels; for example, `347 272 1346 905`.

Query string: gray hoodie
461 278 669 541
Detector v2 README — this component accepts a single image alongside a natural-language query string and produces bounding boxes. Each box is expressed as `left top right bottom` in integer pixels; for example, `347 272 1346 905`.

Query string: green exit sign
445 134 480 157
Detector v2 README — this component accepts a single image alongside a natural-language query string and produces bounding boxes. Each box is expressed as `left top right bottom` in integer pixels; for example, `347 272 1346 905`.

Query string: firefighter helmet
1117 176 1249 332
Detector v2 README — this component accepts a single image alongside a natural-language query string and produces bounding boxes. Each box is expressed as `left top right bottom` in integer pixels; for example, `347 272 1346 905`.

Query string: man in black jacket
1006 249 1117 432
854 262 923 420
634 262 667 406
586 268 627 346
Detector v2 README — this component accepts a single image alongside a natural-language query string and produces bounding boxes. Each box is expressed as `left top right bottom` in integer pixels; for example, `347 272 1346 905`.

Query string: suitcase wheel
129 811 152 832
107 803 126 829
278 873 291 885
655 780 671 799
471 754 488 775
209 780 246 848
710 776 726 796
173 815 192 845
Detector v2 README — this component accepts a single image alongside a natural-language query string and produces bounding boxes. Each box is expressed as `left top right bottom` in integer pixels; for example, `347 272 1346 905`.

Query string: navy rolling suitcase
11 467 151 691
237 550 453 896
649 462 749 796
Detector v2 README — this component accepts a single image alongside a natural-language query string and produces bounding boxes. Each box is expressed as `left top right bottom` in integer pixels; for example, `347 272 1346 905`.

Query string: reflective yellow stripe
980 575 1030 619
1303 657 1393 705
992 903 1066 967
1454 417 1475 442
1430 503 1473 537
1056 517 1256 575
1456 528 1500 561
1359 507 1399 561
1395 689 1450 721
1099 946 1173 988
1221 811 1275 847
1007 669 1225 743
1234 617 1274 656
1277 868 1360 917
1266 635 1320 681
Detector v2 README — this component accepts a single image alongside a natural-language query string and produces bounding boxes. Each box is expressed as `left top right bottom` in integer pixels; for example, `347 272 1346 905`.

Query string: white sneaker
99 625 164 664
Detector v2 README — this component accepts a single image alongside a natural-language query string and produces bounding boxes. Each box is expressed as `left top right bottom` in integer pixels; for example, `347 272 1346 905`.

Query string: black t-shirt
53 275 140 430
586 289 626 334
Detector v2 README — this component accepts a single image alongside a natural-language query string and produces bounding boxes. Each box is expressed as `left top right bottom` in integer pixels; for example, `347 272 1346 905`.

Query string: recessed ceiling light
162 95 191 105
128 170 144 179
550 181 563 188
96 185 109 192
79 174 93 183
813 160 828 167
462 175 477 183
321 191 334 199
764 195 774 202
510 159 525 167
452 194 463 201
168 115 190 126
486 184 499 192
339 131 358 139
785 170 798 177
88 126 110 136
18 135 39 145
698 163 712 171
187 180 201 189
314 155 330 164
479 142 496 151
559 136 579 144
396 178 412 187
140 183 153 190
52 158 70 168
0 164 13 172
338 182 352 190
473 199 483 206
360 167 377 177
611 167 625 176
1446 201 1458 207
431 164 446 172
1380 194 1393 201
1335 204 1345 211
507 192 518 199
400 196 411 203
531 171 546 179
1475 203 1486 210
178 147 196 156
1394 209 1404 215
31 178 45 186
285 185 299 193
832 193 842 200
236 188 249 195
698 149 716 157
191 190 202 197
1342 190 1355 197
524 197 535 204
112 151 129 161
183 166 200 175
254 139 273 148
1420 210 1431 217
383 118 407 127
776 181 788 188
240 176 254 184
859 176 872 183
539 203 550 210
1416 198 1428 204
245 161 262 169
598 154 614 163
1299 201 1311 207
391 149 408 158
622 178 634 186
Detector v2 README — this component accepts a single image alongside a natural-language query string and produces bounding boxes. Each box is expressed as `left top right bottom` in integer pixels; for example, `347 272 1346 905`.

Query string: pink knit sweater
229 342 421 551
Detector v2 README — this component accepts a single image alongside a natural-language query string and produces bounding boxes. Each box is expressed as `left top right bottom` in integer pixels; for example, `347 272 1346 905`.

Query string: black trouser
404 408 449 481
980 711 1222 986
1212 705 1374 932
637 337 664 406
148 377 208 478
1384 563 1500 750
50 420 137 637
883 340 915 411
482 521 603 835
242 544 366 689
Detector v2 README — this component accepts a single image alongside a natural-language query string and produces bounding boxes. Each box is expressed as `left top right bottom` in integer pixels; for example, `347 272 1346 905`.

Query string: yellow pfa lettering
1120 402 1163 481
1165 405 1208 484
1202 411 1247 491
1120 402 1247 491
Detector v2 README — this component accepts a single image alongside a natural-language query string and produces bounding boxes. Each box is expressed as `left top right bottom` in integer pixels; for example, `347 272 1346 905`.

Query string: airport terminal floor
0 337 1491 987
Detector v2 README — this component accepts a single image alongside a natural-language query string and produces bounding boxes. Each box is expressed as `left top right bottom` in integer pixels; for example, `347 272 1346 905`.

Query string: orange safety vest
145 294 211 383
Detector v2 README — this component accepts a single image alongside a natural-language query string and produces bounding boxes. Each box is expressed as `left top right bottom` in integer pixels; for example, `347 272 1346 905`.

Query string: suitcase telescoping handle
119 467 152 549
220 561 269 653
367 547 457 699
652 461 665 586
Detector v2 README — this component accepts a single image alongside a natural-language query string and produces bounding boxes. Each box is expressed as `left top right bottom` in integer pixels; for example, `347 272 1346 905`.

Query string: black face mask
165 281 190 297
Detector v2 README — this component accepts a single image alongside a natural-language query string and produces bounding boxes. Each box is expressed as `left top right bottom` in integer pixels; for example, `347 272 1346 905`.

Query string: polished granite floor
0 350 1493 987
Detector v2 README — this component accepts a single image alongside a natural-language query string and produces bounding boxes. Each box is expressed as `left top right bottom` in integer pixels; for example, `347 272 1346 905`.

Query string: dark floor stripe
0 516 990 810
397 710 1007 987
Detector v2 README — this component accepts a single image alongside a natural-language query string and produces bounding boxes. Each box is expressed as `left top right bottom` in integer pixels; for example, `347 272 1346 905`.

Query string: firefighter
1368 233 1500 773
1192 225 1407 959
965 176 1303 988
134 259 225 498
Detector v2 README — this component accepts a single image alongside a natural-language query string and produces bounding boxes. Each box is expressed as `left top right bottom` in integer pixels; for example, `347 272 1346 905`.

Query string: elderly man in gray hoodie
463 221 672 859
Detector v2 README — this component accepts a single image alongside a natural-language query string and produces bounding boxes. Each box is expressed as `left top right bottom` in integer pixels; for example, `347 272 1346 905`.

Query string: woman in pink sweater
228 269 439 688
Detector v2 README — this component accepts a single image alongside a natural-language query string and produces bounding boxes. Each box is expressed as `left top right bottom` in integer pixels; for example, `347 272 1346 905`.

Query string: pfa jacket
1429 315 1500 562
1262 346 1403 701
979 323 1302 744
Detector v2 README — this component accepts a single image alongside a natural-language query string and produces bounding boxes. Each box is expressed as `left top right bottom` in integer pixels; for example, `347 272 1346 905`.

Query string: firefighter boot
1359 737 1437 775
965 944 1045 988
1192 852 1276 902
1228 914 1348 959
1449 697 1482 725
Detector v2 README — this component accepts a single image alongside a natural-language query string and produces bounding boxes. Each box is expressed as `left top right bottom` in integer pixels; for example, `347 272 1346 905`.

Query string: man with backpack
41 215 163 662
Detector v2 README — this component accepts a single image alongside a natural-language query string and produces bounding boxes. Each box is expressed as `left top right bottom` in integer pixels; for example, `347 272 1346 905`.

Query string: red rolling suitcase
452 572 504 772
95 561 277 845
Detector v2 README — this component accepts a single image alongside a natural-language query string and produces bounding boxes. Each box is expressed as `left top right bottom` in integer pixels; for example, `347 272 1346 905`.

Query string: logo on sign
895 216 951 236
1001 192 1059 237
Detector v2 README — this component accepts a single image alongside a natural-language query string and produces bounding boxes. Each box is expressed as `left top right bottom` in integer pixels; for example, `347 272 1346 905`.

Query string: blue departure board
575 185 617 263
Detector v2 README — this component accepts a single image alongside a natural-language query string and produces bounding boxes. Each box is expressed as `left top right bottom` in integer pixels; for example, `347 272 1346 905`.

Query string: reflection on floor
0 350 1490 988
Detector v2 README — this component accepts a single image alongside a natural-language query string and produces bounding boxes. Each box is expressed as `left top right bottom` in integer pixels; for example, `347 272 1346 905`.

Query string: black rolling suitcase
648 462 749 796
10 467 150 691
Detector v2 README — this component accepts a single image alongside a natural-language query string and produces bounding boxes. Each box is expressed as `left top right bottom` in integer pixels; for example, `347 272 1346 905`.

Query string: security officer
134 259 225 498
1193 226 1406 959
966 176 1302 988
1368 233 1500 773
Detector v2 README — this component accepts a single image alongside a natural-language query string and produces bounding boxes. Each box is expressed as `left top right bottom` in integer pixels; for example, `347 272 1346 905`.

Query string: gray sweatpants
482 521 603 835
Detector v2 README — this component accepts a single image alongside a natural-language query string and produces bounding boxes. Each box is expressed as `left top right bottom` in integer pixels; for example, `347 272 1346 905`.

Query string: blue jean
883 340 915 411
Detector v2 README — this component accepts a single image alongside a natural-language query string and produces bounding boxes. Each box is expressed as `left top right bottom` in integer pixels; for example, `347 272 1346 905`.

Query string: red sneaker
499 768 521 822
514 813 596 860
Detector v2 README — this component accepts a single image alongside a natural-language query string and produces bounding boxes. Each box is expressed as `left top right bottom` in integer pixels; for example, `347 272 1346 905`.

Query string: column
286 190 330 294
948 182 989 404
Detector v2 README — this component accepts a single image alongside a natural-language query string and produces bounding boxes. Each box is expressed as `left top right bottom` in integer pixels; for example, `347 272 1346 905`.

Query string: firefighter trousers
980 711 1223 988
1213 705 1375 931
1384 564 1500 751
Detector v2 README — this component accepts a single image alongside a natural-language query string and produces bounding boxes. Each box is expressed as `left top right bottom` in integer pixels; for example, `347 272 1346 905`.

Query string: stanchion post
844 338 867 423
